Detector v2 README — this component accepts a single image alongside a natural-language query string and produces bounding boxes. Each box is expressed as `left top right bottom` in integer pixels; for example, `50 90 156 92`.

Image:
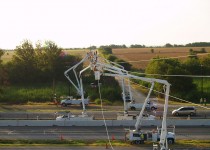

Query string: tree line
0 41 123 103
1 42 210 104
3 40 82 85
2 42 210 51
98 42 210 49
144 54 210 102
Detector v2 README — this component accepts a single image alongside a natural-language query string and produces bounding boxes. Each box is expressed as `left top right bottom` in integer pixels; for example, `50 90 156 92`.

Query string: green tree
183 58 201 75
98 46 112 55
200 54 210 75
200 48 206 53
188 49 198 59
106 54 117 62
37 41 62 92
9 40 38 83
0 49 8 86
130 44 145 48
165 43 173 47
88 46 97 49
0 49 4 64
115 59 132 71
145 57 196 100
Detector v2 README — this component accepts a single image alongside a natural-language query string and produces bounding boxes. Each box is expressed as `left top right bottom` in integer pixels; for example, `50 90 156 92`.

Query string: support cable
128 71 210 78
97 79 115 150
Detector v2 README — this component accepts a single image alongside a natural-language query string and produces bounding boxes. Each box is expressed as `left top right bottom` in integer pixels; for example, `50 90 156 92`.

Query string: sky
0 0 210 49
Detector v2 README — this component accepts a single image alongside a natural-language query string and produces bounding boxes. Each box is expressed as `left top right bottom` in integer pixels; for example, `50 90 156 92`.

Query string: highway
0 126 210 140
0 108 209 120
0 146 153 150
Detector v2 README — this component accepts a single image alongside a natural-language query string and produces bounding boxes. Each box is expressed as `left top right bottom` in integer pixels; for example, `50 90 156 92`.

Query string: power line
128 71 210 78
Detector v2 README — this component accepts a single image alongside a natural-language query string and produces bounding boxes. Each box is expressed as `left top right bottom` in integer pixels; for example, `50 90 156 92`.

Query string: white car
172 106 196 116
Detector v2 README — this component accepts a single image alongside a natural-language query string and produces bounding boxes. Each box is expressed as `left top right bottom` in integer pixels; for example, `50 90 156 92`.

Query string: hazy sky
0 0 210 49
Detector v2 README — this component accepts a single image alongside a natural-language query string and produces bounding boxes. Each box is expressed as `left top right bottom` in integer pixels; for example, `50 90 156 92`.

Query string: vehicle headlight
172 110 176 114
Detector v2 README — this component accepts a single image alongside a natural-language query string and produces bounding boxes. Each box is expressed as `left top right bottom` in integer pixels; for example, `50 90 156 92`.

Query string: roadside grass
0 82 69 104
0 102 123 113
171 139 210 148
0 139 210 148
0 139 129 147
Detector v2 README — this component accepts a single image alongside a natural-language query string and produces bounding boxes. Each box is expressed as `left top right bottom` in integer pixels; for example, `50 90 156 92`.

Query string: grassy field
112 47 210 69
1 50 15 63
0 139 210 149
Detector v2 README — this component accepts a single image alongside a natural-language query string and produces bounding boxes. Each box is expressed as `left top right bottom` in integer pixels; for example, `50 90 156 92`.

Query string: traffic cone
60 134 64 140
105 143 108 149
112 135 115 140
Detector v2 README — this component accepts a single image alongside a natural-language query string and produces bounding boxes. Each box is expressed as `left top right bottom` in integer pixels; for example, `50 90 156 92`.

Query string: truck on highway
127 101 157 111
56 112 93 121
60 96 89 107
126 126 175 144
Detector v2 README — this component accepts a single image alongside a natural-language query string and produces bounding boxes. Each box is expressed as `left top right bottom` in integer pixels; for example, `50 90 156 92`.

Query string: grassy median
0 139 210 149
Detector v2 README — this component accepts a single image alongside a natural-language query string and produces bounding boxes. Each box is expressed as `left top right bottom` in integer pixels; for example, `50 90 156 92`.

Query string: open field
3 47 210 69
1 49 88 64
112 47 210 69
1 50 15 63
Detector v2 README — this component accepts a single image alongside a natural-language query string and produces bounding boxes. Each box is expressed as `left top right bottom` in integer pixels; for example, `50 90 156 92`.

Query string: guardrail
0 119 210 126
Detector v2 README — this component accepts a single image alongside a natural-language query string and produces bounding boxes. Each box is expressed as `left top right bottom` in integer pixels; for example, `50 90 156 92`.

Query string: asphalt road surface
0 146 167 150
0 108 209 120
0 126 209 140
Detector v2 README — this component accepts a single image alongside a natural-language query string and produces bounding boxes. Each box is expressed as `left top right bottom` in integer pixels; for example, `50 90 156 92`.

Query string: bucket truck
60 52 94 120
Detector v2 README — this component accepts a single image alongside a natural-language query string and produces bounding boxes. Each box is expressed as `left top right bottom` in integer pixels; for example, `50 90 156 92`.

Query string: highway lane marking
8 131 14 134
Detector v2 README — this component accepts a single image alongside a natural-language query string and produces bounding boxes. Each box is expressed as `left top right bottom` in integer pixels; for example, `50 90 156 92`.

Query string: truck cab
60 96 89 107
127 101 157 111
125 130 145 144
126 126 175 144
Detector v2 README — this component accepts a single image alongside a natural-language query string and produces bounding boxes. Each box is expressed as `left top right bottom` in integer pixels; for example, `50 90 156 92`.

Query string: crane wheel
167 138 174 144
151 107 156 111
131 107 136 111
62 103 67 107
190 112 195 116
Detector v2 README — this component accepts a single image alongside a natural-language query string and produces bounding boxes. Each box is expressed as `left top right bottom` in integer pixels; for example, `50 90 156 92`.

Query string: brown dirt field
112 47 210 69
